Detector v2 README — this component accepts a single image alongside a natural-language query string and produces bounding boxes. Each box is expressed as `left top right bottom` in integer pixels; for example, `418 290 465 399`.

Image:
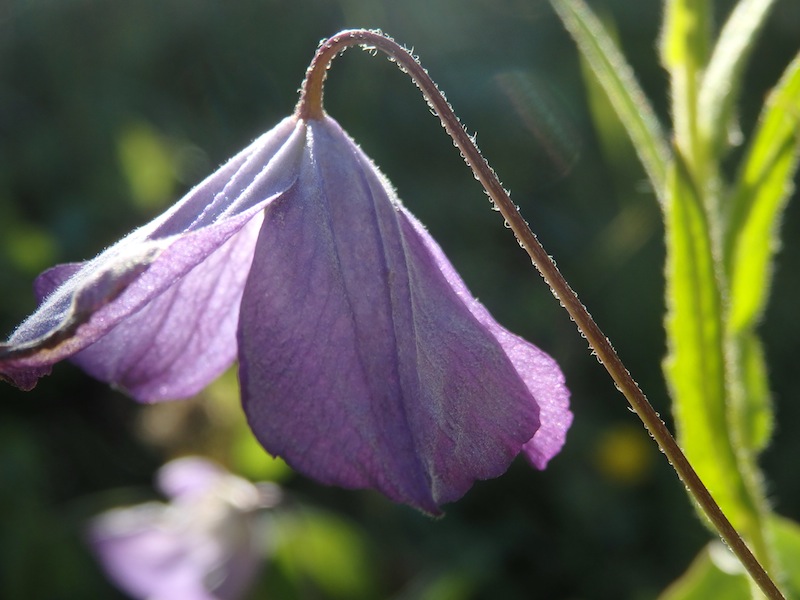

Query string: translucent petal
239 117 571 513
89 459 262 600
1 118 304 399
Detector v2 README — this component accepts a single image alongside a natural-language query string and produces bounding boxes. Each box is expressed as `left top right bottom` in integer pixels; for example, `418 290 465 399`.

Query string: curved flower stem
295 29 784 600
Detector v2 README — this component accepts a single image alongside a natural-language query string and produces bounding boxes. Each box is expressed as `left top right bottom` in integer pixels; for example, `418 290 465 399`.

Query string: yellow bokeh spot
594 424 654 485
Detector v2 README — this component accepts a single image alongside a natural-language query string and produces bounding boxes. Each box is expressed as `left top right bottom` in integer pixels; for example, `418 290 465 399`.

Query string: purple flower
88 456 277 600
0 114 571 513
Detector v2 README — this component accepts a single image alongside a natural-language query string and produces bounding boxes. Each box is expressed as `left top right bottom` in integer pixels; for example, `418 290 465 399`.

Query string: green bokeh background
0 1 798 598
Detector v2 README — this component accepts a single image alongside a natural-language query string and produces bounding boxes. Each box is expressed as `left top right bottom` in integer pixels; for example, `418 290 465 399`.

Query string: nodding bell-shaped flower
88 457 278 600
1 35 571 514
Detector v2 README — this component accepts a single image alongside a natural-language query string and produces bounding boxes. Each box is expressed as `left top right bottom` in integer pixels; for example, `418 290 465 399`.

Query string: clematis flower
0 111 571 514
88 456 278 600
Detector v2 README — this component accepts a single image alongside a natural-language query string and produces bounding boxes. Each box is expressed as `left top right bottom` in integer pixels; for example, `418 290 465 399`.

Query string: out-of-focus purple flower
0 114 571 514
88 456 278 600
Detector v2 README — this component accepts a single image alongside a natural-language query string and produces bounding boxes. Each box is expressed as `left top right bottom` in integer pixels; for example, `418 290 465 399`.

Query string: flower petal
89 499 260 600
88 457 266 600
239 117 569 513
156 457 230 501
1 117 305 398
156 457 264 511
398 214 572 468
70 213 264 400
89 502 218 600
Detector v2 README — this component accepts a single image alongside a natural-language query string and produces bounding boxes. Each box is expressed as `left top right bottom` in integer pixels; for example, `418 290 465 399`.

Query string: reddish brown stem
295 29 784 600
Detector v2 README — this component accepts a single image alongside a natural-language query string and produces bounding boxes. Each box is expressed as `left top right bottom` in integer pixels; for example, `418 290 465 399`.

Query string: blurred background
1 0 798 598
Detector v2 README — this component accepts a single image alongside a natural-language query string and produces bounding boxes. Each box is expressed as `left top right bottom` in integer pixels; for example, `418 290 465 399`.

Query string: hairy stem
295 29 784 600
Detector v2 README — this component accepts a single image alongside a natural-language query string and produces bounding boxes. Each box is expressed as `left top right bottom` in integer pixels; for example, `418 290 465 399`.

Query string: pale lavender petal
33 263 83 302
89 503 220 600
1 117 305 399
157 456 228 501
72 213 264 400
89 458 265 600
397 213 572 468
238 117 561 513
1 245 164 390
89 499 260 600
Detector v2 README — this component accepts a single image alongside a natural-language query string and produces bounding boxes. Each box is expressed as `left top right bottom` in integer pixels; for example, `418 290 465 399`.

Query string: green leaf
550 0 671 202
663 156 755 535
660 0 712 168
734 332 773 452
698 0 779 156
658 544 750 600
723 53 800 460
725 53 800 333
271 508 377 599
660 0 712 68
660 516 800 600
771 516 800 594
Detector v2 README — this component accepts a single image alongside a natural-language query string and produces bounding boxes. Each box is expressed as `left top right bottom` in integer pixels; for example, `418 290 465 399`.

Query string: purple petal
1 117 305 399
71 213 263 400
157 456 229 500
88 457 265 600
238 117 571 513
90 503 222 600
398 215 572 468
89 498 261 600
